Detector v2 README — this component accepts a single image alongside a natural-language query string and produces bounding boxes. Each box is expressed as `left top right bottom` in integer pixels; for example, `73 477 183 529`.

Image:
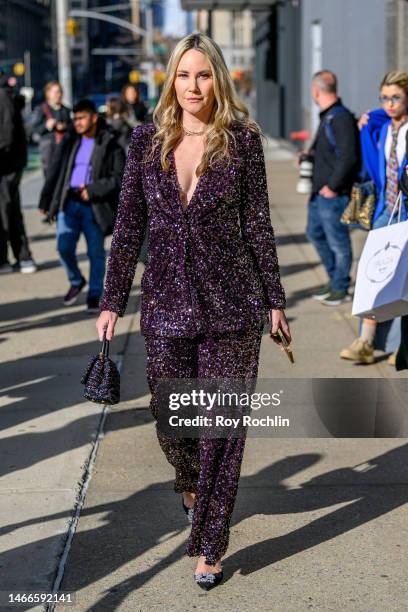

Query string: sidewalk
0 156 407 611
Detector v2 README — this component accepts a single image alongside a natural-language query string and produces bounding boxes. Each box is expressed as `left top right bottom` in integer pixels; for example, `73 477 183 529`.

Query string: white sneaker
19 259 37 274
0 263 13 274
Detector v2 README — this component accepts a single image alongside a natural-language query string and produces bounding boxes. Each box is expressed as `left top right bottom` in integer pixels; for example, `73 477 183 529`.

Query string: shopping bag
352 194 408 322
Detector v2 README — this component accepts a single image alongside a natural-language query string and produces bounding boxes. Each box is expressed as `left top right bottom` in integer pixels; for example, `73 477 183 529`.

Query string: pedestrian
96 33 290 589
31 81 71 179
0 71 37 274
395 117 408 371
121 83 148 127
395 316 408 370
340 71 408 365
105 97 132 151
38 99 125 313
306 70 360 306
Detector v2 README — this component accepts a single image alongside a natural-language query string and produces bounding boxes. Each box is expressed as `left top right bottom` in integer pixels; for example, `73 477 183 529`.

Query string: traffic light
13 63 25 76
154 69 166 86
129 70 141 84
66 18 79 37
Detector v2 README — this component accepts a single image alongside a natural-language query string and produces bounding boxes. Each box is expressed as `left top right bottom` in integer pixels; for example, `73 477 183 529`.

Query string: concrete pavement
0 148 407 611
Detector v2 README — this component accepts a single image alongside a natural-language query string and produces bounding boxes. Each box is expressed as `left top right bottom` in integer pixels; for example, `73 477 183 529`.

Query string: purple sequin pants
145 327 263 565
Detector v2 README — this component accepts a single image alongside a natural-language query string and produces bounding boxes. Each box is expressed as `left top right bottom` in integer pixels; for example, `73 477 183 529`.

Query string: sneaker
340 338 375 364
86 297 100 314
321 291 351 306
387 351 398 367
312 282 332 301
19 259 37 274
63 277 87 306
0 263 13 274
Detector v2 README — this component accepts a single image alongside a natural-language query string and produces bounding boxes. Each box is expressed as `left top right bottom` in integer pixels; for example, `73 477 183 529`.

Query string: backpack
323 104 361 167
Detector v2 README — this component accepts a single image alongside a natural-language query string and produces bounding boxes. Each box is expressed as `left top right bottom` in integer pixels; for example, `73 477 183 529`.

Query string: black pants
0 171 31 265
39 138 56 180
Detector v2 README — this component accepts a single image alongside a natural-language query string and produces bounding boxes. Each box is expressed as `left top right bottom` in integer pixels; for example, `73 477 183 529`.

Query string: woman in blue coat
340 71 408 364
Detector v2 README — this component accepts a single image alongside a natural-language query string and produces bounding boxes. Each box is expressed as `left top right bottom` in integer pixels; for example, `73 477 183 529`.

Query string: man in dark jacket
39 99 125 313
0 72 36 274
306 70 360 306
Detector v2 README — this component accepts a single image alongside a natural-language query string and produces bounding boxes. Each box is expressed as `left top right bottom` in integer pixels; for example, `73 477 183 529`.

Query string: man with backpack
306 70 360 306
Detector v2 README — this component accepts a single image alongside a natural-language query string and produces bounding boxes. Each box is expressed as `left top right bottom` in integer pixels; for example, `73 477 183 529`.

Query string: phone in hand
271 328 295 364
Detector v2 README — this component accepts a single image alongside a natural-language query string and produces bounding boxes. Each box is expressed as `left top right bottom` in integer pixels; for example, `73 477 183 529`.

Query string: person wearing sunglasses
340 71 408 365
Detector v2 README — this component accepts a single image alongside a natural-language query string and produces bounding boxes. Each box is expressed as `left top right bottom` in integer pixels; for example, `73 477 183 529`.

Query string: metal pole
207 9 212 37
23 50 31 88
310 20 322 138
23 50 32 112
130 0 141 41
144 0 156 104
56 0 73 107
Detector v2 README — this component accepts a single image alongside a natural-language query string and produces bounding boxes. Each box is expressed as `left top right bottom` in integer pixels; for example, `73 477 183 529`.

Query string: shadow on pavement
29 233 56 243
276 233 309 247
280 262 320 276
0 330 146 477
0 284 141 324
0 309 98 335
1 441 407 608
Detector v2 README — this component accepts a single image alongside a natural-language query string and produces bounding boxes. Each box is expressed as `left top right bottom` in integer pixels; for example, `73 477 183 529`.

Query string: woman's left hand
269 309 291 345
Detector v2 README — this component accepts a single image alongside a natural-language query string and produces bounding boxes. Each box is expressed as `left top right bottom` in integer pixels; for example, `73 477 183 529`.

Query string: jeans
57 200 105 298
372 206 400 229
306 193 352 293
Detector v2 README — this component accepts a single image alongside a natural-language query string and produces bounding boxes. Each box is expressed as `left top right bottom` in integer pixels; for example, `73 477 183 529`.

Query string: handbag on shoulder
81 337 120 405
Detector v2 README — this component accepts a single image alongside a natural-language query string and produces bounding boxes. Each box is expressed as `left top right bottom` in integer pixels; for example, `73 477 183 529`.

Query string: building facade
182 0 408 140
195 8 256 115
69 0 166 98
0 0 53 98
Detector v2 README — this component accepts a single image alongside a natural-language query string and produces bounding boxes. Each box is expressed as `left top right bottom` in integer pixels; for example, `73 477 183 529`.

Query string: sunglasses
379 95 405 105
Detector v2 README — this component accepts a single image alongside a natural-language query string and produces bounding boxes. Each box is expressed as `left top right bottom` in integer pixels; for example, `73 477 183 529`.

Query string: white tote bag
352 193 408 322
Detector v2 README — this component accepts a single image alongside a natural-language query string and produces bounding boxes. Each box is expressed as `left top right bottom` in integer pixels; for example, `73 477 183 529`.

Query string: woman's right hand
96 310 119 341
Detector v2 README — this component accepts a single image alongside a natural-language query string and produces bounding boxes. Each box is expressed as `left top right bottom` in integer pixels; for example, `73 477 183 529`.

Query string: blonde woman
97 33 290 589
341 71 408 364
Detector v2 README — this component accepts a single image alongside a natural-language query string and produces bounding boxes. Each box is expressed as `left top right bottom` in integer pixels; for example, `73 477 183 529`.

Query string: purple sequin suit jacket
100 122 286 337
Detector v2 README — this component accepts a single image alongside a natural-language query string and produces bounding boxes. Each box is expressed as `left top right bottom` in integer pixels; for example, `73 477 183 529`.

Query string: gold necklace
182 126 206 136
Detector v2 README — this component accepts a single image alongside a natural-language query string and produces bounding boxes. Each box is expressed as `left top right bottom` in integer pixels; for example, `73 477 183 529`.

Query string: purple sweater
100 122 286 338
69 136 94 187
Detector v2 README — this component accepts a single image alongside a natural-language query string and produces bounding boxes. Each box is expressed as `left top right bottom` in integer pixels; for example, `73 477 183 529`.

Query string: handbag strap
100 334 110 358
387 191 402 226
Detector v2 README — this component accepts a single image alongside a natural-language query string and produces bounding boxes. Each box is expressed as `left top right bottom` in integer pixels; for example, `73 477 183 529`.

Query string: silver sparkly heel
182 498 194 524
194 571 224 590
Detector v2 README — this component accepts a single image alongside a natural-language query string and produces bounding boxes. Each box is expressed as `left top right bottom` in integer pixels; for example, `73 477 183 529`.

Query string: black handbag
81 337 120 405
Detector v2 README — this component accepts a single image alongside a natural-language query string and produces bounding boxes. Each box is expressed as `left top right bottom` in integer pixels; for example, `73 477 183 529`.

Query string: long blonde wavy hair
148 32 262 176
